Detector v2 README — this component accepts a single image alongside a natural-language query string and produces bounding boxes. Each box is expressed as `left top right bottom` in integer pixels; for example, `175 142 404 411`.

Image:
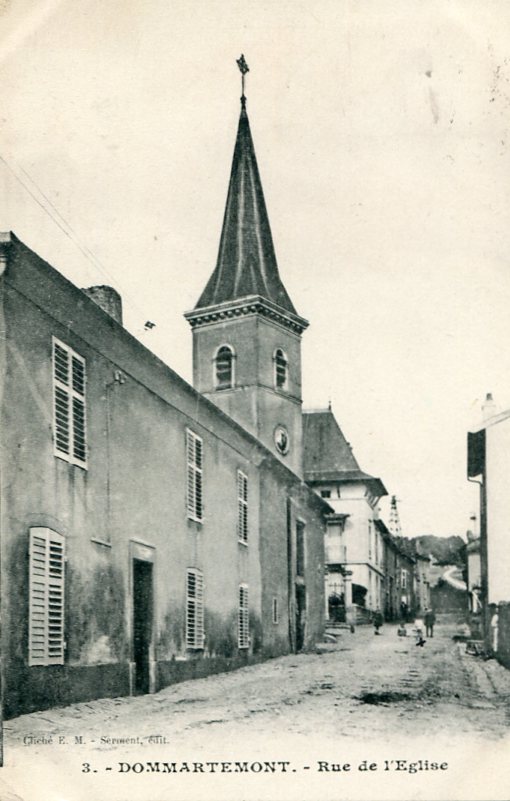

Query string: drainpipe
104 370 126 541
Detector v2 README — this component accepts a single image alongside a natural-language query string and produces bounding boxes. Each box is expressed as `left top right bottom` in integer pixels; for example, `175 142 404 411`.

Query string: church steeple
185 59 307 477
194 95 298 316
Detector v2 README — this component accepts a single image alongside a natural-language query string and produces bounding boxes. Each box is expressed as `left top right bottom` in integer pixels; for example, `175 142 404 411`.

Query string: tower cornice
184 294 309 336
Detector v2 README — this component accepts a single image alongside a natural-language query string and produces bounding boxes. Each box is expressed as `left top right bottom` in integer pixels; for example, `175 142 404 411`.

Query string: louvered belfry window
29 528 65 666
215 345 234 389
53 338 87 466
238 584 249 649
237 470 248 544
186 429 203 522
186 569 204 649
274 348 288 389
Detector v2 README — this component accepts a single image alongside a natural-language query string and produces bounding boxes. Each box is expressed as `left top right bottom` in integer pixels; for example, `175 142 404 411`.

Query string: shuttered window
186 430 203 522
237 470 248 544
53 338 87 467
186 569 204 649
29 528 65 666
238 584 249 649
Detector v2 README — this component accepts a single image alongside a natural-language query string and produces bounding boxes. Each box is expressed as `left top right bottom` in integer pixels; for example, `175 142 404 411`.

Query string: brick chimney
82 285 123 325
482 392 497 421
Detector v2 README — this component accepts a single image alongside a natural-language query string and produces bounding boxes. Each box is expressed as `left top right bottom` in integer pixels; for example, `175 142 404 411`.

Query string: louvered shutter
186 569 204 649
237 471 248 543
238 584 249 649
186 430 203 521
53 339 87 467
53 342 70 456
29 528 65 666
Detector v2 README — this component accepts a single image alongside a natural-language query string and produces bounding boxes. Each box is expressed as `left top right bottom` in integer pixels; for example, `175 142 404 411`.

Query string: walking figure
373 609 383 635
424 607 436 638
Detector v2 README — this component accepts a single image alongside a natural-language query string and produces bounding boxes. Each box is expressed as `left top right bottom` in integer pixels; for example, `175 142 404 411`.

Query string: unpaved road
2 622 510 801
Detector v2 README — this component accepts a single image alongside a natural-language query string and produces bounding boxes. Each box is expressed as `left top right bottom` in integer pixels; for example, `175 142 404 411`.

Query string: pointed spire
194 62 298 317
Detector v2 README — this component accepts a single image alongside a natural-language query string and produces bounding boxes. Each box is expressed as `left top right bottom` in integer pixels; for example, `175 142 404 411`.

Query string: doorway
295 583 306 652
132 558 153 694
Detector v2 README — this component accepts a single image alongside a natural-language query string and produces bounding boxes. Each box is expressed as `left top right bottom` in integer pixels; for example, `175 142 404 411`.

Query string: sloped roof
303 409 387 496
194 99 298 316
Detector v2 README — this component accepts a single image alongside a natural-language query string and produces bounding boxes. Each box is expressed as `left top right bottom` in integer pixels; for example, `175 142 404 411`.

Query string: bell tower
184 58 308 477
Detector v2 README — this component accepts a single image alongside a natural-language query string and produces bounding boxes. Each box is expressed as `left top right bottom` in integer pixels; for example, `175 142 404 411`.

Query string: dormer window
215 345 235 389
274 348 288 390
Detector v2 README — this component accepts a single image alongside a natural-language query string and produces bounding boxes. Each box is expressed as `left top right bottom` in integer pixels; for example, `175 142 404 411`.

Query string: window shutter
53 339 87 467
238 584 249 649
186 430 203 521
29 528 65 666
237 471 248 543
186 569 204 649
53 342 70 456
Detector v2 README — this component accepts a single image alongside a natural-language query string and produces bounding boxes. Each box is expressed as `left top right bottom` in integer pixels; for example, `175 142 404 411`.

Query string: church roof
194 99 298 316
303 409 387 497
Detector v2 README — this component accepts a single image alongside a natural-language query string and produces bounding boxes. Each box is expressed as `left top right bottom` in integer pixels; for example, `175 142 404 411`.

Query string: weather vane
236 54 249 101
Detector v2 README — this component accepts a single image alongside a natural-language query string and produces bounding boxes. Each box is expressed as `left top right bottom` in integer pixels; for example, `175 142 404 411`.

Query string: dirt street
3 621 510 801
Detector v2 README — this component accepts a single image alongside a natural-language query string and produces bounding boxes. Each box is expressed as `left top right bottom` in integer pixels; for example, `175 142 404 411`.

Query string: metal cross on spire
236 54 249 104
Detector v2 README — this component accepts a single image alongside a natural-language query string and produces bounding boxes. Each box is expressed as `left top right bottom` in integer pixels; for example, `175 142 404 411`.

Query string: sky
1 0 509 538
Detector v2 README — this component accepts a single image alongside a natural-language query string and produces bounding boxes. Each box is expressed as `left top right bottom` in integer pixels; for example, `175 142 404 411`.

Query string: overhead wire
0 152 154 328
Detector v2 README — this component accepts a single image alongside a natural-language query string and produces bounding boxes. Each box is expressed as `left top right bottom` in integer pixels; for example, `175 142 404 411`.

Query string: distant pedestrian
414 616 425 646
490 604 499 654
373 610 383 635
424 608 436 638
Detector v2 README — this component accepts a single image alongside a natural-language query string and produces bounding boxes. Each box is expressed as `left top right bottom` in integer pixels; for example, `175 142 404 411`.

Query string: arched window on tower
274 348 288 390
215 345 235 389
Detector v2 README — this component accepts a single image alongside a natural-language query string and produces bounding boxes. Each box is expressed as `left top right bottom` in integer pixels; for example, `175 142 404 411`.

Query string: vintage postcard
0 1 509 799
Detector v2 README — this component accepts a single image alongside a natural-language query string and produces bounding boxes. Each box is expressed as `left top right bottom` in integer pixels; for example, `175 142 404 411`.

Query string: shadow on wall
66 563 126 664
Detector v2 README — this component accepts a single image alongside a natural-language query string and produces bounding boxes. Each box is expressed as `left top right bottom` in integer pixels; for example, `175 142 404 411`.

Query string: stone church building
0 92 333 718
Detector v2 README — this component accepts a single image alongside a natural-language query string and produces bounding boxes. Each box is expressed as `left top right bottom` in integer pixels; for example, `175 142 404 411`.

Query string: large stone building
0 92 331 718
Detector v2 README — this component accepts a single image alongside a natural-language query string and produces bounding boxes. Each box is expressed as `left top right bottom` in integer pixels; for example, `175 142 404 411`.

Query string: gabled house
303 408 387 622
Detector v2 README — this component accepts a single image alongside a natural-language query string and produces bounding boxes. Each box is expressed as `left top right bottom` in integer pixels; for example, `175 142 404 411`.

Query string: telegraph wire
0 153 155 329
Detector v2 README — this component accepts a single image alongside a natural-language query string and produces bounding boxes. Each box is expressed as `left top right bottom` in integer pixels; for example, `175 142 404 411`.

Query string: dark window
296 521 305 577
215 345 234 389
320 490 331 498
274 348 288 389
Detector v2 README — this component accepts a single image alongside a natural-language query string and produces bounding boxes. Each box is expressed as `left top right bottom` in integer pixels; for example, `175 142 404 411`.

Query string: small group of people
374 607 437 644
412 607 436 646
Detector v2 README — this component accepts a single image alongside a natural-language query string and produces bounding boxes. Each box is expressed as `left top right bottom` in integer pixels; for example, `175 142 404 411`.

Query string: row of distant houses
313 410 432 626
